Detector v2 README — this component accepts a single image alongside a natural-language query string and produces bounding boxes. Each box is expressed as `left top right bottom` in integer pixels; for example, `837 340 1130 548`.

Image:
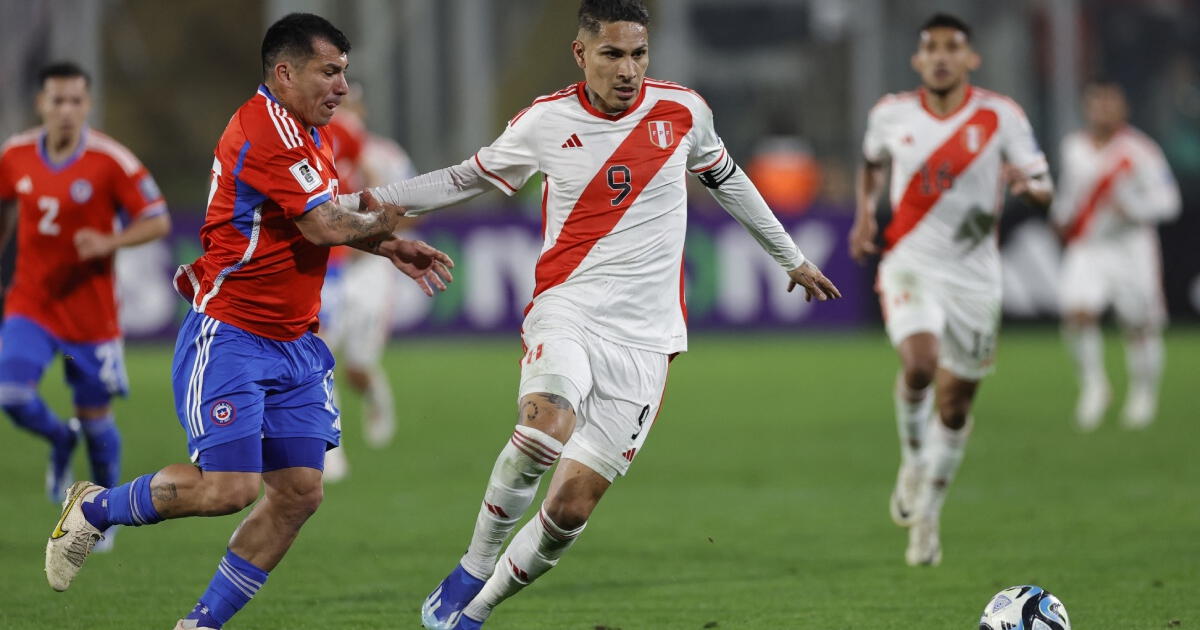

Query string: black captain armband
697 157 739 189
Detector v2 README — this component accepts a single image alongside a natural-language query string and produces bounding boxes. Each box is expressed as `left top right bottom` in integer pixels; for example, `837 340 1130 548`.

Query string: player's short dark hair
261 12 351 78
578 0 650 35
920 13 971 42
37 61 91 89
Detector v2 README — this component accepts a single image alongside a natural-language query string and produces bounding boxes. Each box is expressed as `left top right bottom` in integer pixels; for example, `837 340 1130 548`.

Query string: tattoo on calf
151 483 178 502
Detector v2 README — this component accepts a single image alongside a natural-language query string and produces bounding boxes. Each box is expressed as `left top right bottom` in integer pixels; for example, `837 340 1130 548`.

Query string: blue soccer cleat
421 564 486 630
46 419 80 503
452 613 485 629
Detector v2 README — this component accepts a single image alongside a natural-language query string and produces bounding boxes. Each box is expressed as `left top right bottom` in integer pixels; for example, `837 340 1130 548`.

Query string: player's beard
924 77 961 99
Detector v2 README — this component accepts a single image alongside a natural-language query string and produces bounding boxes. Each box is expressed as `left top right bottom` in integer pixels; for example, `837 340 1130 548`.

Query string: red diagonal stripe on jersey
1065 157 1132 242
532 100 693 299
883 108 1000 250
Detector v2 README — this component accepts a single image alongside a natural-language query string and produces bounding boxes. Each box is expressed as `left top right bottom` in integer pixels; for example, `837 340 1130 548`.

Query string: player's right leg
878 263 944 527
0 316 79 502
1059 244 1112 431
422 331 588 630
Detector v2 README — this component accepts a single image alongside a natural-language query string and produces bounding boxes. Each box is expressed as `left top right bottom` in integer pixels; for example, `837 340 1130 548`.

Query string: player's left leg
0 316 79 501
1112 241 1168 429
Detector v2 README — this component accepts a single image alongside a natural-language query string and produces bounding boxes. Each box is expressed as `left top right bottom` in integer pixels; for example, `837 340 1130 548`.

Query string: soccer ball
979 585 1071 630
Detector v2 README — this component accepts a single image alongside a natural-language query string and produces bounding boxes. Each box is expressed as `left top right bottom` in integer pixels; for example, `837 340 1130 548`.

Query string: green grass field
1 328 1197 629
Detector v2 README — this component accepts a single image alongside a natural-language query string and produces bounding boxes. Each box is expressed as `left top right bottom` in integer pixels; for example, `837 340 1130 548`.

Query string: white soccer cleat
363 406 396 449
174 620 218 630
45 480 104 591
1121 385 1158 430
1074 382 1110 432
905 512 942 567
323 445 350 483
889 460 925 527
93 526 118 553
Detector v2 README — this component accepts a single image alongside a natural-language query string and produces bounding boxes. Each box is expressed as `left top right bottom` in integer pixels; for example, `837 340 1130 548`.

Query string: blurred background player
1052 81 1181 431
850 14 1053 566
320 85 418 480
344 1 840 627
0 62 169 543
42 14 453 630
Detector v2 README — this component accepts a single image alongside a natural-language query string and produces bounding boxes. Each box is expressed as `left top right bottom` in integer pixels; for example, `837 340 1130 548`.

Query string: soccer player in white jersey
1052 81 1180 431
339 1 839 625
849 13 1053 566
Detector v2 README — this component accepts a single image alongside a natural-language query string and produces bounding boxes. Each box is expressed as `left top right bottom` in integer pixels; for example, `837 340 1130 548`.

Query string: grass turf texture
1 328 1196 629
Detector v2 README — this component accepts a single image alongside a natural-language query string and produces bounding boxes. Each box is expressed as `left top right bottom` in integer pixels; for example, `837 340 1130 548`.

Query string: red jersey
0 127 166 342
175 85 339 341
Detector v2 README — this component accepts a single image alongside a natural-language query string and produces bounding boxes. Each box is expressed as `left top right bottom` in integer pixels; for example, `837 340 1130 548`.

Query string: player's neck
43 128 83 162
1088 125 1121 147
583 84 619 115
921 82 969 117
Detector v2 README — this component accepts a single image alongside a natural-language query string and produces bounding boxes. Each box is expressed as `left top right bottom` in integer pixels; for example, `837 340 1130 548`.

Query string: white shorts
517 305 669 482
1059 235 1166 329
322 254 396 369
877 260 1001 381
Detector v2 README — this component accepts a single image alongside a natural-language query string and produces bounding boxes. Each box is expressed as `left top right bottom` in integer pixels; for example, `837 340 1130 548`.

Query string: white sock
463 506 585 622
1125 332 1164 393
363 364 394 422
459 425 562 580
894 373 933 462
1064 324 1108 390
919 416 972 517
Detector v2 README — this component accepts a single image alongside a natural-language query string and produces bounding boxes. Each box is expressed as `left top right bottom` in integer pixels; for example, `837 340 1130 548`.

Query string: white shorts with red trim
1059 233 1166 329
517 303 668 482
877 258 1002 381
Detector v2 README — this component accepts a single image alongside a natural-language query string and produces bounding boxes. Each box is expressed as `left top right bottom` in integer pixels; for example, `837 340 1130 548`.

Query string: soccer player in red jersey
43 14 453 629
850 14 1053 566
0 62 170 516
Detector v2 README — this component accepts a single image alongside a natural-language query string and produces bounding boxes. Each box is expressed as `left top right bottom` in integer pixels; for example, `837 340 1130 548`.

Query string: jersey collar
576 81 647 121
37 126 89 173
918 85 974 120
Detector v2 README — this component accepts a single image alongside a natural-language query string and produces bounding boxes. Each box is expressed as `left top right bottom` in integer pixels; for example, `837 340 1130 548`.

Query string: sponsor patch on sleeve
289 158 322 193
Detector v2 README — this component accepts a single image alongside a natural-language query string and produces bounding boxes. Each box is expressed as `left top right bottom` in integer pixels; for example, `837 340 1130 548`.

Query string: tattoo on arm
151 482 178 502
317 201 396 243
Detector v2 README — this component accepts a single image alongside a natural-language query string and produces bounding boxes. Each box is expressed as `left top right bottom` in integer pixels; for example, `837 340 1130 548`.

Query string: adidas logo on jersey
560 133 583 149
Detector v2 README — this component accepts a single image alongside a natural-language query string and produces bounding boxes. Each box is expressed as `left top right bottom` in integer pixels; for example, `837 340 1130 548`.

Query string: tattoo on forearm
151 482 178 502
325 203 394 241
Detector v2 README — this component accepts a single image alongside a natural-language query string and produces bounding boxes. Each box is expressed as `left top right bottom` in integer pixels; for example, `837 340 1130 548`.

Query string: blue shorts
0 315 128 407
172 310 340 468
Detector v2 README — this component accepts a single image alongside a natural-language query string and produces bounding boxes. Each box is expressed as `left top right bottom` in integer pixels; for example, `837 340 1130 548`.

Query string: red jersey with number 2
0 127 166 342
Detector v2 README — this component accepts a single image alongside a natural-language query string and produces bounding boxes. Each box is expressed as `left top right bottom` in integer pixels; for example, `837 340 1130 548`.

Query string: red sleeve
0 150 15 200
111 160 166 220
238 143 335 219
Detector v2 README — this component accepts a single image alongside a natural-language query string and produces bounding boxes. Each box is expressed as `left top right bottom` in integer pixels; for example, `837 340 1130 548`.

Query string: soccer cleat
1074 382 1110 432
889 460 925 527
93 526 118 553
905 513 942 567
422 564 487 630
452 613 485 629
1121 385 1157 430
46 419 80 503
45 480 104 591
174 620 218 630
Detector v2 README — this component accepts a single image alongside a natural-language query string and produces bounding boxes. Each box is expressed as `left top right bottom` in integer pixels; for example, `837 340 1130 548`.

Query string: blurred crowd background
2 0 1198 336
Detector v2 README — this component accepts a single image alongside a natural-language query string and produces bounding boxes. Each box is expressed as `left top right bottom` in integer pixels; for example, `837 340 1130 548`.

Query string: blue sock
80 416 122 488
81 473 162 530
185 549 269 629
3 396 70 444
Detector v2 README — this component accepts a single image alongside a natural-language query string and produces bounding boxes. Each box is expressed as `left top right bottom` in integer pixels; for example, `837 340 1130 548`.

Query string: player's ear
910 53 920 74
967 49 981 72
272 61 292 88
572 39 586 70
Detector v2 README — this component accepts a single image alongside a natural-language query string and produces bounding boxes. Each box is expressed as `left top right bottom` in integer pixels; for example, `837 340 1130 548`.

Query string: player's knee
903 360 937 390
207 474 261 514
271 477 324 520
937 399 970 431
0 384 37 412
543 494 594 531
518 393 576 443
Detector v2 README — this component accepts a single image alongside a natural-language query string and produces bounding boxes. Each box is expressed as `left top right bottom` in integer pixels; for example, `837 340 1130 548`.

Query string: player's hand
848 212 879 263
381 238 455 297
786 261 842 303
1004 164 1031 198
74 228 117 261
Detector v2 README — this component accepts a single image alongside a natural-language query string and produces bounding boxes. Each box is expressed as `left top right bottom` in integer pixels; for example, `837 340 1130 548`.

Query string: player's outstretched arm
787 261 842 303
337 158 495 218
374 237 455 297
75 212 171 261
294 189 404 246
850 160 888 263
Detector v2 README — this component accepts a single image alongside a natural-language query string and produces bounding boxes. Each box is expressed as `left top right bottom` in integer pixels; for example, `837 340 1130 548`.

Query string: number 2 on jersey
37 196 62 236
607 165 632 206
